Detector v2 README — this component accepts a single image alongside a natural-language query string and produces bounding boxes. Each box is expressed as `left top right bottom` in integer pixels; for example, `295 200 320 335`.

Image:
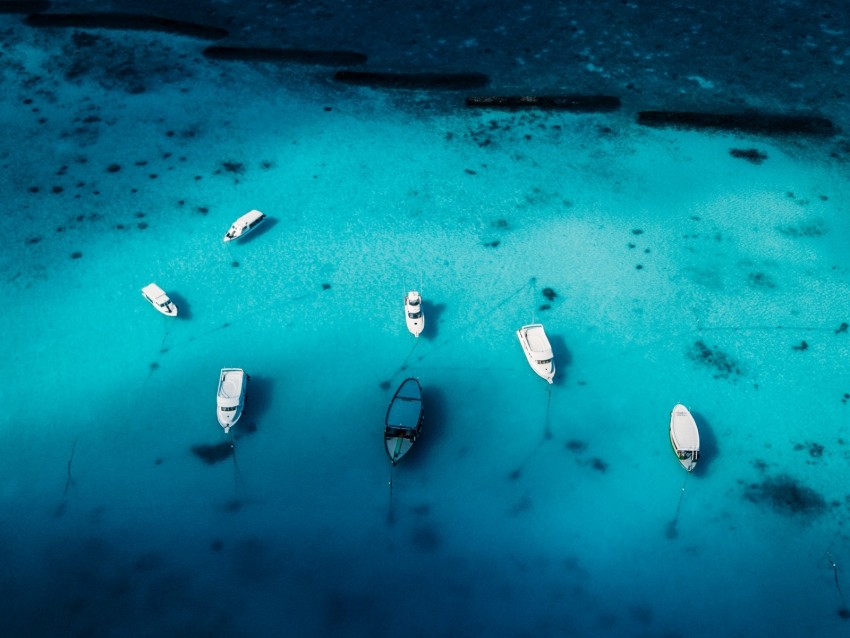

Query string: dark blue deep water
2 1 850 636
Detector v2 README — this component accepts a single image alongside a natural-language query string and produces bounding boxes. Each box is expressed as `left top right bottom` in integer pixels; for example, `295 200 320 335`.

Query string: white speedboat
217 368 248 433
516 323 555 383
385 377 424 464
670 404 700 471
141 283 178 317
405 290 424 337
223 209 266 242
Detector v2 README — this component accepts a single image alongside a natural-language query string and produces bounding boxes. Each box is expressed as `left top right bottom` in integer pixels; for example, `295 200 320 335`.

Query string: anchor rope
63 437 78 496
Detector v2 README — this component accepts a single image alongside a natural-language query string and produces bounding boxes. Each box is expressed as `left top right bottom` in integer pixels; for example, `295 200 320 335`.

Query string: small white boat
223 209 266 242
516 323 555 383
670 404 700 471
217 368 248 433
385 377 424 464
405 290 425 337
141 283 178 317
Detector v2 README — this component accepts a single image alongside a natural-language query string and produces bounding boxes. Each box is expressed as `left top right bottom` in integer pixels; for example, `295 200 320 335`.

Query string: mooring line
828 552 846 604
63 437 78 496
673 472 690 520
412 279 533 366
387 464 396 525
397 338 421 372
228 433 242 497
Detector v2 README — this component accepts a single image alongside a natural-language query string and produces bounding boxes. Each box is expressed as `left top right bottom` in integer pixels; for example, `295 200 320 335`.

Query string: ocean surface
2 1 850 636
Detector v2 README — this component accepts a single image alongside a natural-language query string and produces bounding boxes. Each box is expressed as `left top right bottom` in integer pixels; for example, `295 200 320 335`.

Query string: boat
670 404 700 471
405 290 424 337
141 283 178 317
223 209 266 242
217 368 248 433
384 377 424 464
516 323 555 383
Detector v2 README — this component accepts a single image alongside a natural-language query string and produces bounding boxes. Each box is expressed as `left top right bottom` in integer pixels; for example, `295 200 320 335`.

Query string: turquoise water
2 6 850 637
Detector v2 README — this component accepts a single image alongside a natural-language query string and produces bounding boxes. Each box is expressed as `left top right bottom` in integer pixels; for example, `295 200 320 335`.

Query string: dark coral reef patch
729 148 768 164
204 46 367 66
25 12 228 40
743 474 827 517
687 340 743 379
191 442 233 465
637 111 835 136
334 70 489 90
465 95 620 112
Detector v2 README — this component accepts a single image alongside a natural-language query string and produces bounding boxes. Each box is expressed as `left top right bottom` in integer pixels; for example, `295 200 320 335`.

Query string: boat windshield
408 311 422 319
387 426 416 439
221 406 237 412
536 359 552 364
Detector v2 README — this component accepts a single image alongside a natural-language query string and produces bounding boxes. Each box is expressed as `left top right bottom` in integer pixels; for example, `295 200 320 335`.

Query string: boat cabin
385 379 423 436
406 293 422 318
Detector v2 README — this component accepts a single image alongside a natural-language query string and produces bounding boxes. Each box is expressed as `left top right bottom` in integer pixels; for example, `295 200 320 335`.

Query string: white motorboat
670 404 700 471
384 377 424 464
405 290 425 337
223 209 266 242
217 368 248 433
141 283 178 317
516 323 555 383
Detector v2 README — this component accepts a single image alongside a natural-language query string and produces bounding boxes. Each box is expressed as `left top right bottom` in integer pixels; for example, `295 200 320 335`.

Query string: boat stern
670 404 700 471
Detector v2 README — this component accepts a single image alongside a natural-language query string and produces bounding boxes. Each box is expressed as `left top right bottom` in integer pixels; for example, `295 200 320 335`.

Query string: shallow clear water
2 4 850 637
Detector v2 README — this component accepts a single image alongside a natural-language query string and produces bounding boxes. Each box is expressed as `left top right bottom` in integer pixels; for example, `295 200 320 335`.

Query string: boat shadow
243 374 274 428
422 301 446 341
236 217 277 244
690 409 717 476
404 385 448 469
168 292 192 319
549 335 572 386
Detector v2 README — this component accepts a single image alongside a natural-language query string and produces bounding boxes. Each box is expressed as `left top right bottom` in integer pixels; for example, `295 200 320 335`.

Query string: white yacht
223 209 266 242
670 404 700 471
404 290 424 337
385 377 424 464
141 283 178 317
217 368 248 433
516 323 555 383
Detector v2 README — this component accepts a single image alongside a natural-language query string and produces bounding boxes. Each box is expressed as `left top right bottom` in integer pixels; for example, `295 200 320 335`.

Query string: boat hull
385 435 415 463
217 368 248 433
516 324 555 383
141 283 178 317
384 377 424 464
404 291 424 337
670 404 700 471
224 209 266 242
